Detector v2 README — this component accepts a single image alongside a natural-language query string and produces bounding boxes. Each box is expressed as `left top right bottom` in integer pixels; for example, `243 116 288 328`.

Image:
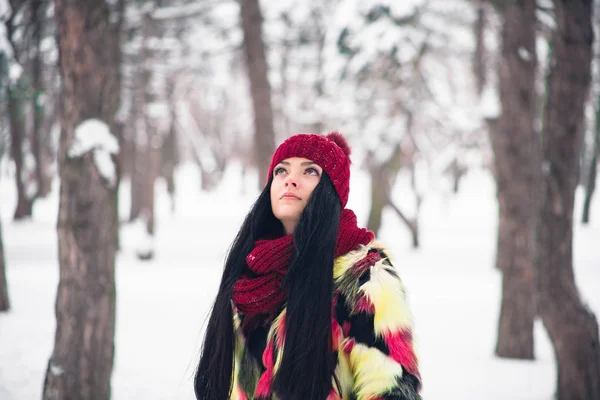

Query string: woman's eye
305 167 320 176
274 167 287 176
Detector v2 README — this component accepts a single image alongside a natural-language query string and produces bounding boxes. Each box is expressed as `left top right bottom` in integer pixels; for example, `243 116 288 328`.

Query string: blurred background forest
1 0 600 399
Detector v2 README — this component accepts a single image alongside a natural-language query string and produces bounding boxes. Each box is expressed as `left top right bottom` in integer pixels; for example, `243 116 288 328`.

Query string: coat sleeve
334 244 421 400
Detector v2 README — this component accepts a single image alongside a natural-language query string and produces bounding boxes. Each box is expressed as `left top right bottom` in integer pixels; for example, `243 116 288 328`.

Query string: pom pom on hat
267 131 352 207
326 131 351 158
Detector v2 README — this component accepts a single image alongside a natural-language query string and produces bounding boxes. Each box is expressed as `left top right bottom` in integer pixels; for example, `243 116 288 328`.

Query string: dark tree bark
0 217 9 312
538 1 600 399
128 38 147 224
367 162 388 235
161 76 180 213
130 8 162 243
42 0 121 398
7 80 34 220
31 0 52 198
582 94 599 224
6 0 42 219
472 1 487 96
239 0 276 190
489 0 538 360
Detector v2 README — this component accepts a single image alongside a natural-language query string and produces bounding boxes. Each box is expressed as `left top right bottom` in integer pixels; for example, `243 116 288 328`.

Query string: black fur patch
335 293 350 327
348 311 390 356
358 269 371 286
381 373 422 400
246 325 268 369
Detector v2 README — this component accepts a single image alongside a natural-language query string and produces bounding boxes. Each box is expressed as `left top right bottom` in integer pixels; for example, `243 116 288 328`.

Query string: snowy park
2 0 600 399
1 163 599 400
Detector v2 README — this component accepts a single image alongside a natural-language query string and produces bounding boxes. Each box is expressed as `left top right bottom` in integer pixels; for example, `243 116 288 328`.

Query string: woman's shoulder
333 239 414 331
333 240 396 281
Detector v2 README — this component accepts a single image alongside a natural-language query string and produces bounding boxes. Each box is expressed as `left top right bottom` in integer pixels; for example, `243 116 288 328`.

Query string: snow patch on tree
518 46 532 62
49 363 64 376
9 63 22 84
480 84 500 119
131 217 154 261
68 119 120 186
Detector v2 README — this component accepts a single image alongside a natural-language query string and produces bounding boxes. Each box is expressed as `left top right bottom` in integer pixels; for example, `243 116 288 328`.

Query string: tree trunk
162 81 179 213
239 0 276 190
131 8 161 234
367 144 411 241
8 80 34 220
582 94 599 224
0 217 9 312
129 136 145 222
31 0 52 198
367 164 386 235
43 0 121 398
128 45 147 223
143 127 161 238
538 1 600 399
472 1 487 96
489 0 538 360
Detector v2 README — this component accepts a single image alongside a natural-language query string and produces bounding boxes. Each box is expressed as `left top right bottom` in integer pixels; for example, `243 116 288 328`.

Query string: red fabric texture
267 132 352 207
232 209 373 317
384 330 420 379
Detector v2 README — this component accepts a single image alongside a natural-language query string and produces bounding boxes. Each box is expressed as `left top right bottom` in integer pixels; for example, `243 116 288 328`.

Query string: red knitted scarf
232 209 374 320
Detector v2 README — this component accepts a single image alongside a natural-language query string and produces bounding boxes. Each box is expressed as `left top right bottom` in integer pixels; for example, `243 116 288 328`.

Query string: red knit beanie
267 132 352 207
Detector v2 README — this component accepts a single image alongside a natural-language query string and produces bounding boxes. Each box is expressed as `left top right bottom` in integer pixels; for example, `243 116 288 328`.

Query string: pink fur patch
351 251 381 277
254 371 273 399
342 321 351 336
355 293 375 314
331 318 342 350
327 387 343 400
255 341 275 398
275 314 286 348
384 330 420 377
237 388 249 400
342 338 355 354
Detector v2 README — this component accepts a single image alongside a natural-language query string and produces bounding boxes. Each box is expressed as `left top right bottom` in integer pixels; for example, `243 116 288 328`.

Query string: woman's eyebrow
277 161 319 168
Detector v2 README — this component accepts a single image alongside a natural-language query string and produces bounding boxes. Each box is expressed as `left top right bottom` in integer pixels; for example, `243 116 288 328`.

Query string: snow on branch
68 119 120 187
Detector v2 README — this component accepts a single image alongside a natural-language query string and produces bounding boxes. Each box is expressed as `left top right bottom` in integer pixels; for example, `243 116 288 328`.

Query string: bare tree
5 0 57 218
42 0 123 398
0 217 9 312
488 0 538 360
239 0 276 190
5 0 35 220
537 0 600 399
30 0 52 198
472 1 488 96
6 77 33 219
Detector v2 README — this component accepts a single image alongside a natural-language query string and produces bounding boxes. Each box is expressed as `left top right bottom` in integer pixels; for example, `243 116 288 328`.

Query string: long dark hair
194 173 342 400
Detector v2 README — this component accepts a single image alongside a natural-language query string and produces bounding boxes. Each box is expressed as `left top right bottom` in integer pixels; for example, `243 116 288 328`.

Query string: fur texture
230 242 421 400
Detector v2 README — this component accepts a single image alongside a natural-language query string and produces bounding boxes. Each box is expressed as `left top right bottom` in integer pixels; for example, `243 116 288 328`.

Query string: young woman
194 132 421 400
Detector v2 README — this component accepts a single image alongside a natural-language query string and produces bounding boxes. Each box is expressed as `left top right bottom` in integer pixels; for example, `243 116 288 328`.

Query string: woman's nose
284 175 298 187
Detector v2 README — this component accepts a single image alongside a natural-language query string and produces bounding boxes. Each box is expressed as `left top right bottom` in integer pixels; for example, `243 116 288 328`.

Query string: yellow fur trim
334 243 371 279
271 310 287 372
230 385 241 400
360 260 413 335
231 328 245 400
350 342 404 399
334 342 355 399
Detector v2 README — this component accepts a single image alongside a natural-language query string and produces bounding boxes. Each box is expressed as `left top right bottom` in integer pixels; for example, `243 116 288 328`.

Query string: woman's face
270 157 323 235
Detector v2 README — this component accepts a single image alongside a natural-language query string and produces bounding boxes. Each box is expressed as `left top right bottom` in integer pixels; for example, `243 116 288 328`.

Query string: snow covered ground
0 162 598 400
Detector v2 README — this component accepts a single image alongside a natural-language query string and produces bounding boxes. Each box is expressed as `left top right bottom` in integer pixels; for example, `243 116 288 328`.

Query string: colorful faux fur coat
230 242 421 400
